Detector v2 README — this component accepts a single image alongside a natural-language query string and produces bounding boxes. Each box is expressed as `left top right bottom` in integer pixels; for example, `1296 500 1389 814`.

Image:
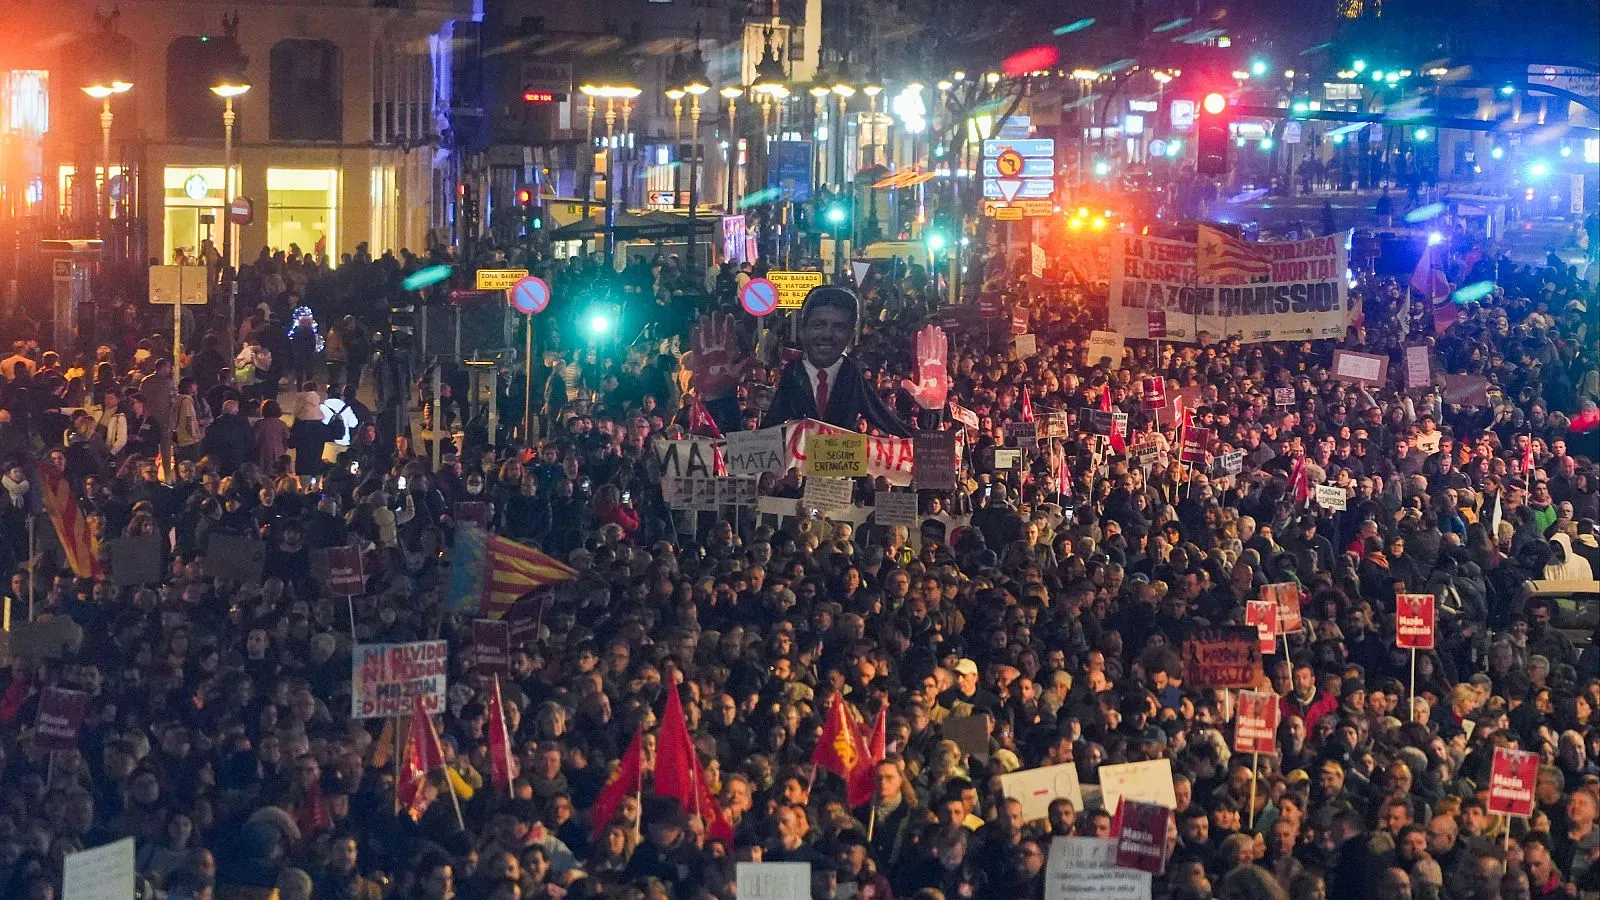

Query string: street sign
739 278 779 317
475 268 529 291
148 265 209 305
982 138 1055 217
767 270 825 310
228 196 254 226
510 276 550 315
1283 122 1302 144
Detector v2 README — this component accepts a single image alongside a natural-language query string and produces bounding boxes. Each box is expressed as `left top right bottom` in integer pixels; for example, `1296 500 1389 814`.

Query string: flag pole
426 710 467 830
496 676 514 798
394 715 403 816
634 742 644 846
26 516 35 622
1248 751 1259 829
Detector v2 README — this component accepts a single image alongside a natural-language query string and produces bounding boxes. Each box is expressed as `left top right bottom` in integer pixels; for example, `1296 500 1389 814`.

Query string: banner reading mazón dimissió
1108 231 1355 343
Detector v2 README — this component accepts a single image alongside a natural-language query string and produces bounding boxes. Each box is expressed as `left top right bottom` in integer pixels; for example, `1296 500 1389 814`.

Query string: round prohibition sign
740 277 780 317
995 149 1025 178
510 276 551 315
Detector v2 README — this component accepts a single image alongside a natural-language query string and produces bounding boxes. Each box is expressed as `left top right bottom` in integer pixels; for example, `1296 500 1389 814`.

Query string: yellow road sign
768 270 825 310
475 268 529 291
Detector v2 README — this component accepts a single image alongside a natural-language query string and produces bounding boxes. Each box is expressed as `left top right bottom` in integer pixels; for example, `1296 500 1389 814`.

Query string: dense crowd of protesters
0 221 1595 900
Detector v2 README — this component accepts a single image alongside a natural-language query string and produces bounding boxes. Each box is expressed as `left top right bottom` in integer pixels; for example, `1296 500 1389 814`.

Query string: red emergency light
1202 92 1227 115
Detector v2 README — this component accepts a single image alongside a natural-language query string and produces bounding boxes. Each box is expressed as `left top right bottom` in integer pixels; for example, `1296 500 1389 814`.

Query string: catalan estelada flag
37 465 100 579
482 535 578 619
1197 224 1272 283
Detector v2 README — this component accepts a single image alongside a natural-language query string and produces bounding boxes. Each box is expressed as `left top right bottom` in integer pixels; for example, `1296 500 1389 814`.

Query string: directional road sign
982 138 1055 217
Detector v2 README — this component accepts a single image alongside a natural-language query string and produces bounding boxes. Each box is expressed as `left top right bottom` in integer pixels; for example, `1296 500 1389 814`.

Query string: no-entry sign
739 277 779 317
228 196 254 226
510 276 550 315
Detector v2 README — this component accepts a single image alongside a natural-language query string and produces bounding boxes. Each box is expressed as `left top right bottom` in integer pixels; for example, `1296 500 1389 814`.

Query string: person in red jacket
593 484 640 539
1281 662 1338 732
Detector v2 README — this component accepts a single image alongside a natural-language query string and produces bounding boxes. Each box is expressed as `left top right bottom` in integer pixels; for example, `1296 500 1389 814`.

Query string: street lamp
580 60 642 266
720 85 743 211
808 79 832 194
831 68 856 189
81 78 131 239
671 44 711 286
862 75 883 167
211 79 249 269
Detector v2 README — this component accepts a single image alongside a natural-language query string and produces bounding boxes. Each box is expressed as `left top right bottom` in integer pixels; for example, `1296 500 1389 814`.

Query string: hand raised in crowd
901 324 952 409
688 312 750 400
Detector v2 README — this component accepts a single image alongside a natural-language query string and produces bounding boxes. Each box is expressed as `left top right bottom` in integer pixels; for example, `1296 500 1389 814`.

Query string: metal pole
431 363 443 471
100 97 113 246
687 95 702 289
727 96 738 212
604 98 618 267
221 96 236 274
522 314 533 442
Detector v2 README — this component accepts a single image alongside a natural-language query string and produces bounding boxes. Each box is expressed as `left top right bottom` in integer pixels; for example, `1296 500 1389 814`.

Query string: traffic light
1196 92 1230 176
822 196 851 238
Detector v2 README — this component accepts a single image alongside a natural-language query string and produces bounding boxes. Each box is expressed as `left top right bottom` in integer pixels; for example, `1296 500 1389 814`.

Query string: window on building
270 40 342 141
167 38 237 141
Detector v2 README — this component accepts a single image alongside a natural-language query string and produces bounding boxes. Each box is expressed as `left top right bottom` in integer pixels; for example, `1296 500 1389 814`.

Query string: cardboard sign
1086 330 1124 368
736 862 811 900
1488 746 1539 817
1263 583 1302 634
999 762 1084 822
802 477 854 517
453 501 492 528
913 431 959 489
1142 377 1167 410
203 533 266 583
352 640 449 718
1182 626 1263 689
1217 450 1244 475
1331 348 1389 386
1180 427 1213 462
1008 421 1039 449
1441 374 1490 406
1014 333 1038 358
805 433 869 477
0 617 84 663
1031 243 1047 278
723 427 788 476
874 492 920 528
1046 837 1151 900
317 546 366 598
62 838 135 900
472 620 512 675
33 686 89 752
1314 483 1348 511
1146 309 1167 339
942 714 990 761
1415 431 1442 454
1273 387 1297 407
1114 800 1173 875
1097 759 1178 813
995 449 1022 469
1038 412 1070 440
1234 690 1281 755
1396 593 1436 649
1404 345 1432 389
107 534 162 587
949 403 979 430
1245 599 1279 653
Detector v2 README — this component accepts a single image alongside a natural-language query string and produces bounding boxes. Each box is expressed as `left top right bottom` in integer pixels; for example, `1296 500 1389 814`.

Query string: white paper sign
1404 345 1432 389
1315 483 1348 511
1045 837 1151 900
1096 759 1178 813
1031 243 1048 278
995 449 1023 469
737 862 810 900
1331 348 1388 386
63 838 135 900
1086 330 1125 369
1415 432 1441 454
1015 333 1038 358
999 762 1085 822
723 427 788 476
802 477 854 517
875 492 920 528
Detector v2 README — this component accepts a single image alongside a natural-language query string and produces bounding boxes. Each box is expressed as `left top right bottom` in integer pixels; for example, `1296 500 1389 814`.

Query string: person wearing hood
1545 532 1595 582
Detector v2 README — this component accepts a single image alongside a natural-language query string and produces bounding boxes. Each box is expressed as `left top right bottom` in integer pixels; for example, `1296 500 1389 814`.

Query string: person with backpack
290 380 327 477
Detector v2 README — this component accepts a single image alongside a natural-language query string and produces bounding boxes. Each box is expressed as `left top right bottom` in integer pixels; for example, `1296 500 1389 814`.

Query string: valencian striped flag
1197 224 1272 282
37 464 100 579
481 534 578 619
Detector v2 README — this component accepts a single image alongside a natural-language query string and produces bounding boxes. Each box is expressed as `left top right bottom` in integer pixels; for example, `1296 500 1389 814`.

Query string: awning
548 209 716 242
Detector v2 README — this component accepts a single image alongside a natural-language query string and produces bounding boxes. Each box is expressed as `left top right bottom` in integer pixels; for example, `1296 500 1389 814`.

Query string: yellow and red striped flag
482 535 578 619
37 464 101 579
1197 224 1272 282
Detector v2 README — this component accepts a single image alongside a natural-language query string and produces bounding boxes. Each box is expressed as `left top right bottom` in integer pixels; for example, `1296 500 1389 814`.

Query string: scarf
1 474 28 509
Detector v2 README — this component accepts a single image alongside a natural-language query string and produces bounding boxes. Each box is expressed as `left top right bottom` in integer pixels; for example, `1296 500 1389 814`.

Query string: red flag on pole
848 706 887 807
590 726 644 838
814 693 873 806
398 697 446 821
1019 390 1035 423
486 678 519 796
688 394 724 439
1289 454 1311 504
654 683 732 842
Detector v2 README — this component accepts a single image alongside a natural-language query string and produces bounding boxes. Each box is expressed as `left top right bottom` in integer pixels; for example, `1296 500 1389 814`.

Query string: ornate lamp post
81 77 131 241
579 61 641 266
668 45 712 284
720 85 742 212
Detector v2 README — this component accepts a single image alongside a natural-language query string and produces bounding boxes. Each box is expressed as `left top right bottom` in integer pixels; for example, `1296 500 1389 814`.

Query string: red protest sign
34 687 89 752
1396 594 1436 649
1147 308 1167 339
1114 799 1172 875
1245 600 1278 654
473 619 513 675
322 546 365 598
1142 377 1167 410
1488 747 1539 817
1264 583 1302 635
1180 427 1213 462
1234 690 1281 755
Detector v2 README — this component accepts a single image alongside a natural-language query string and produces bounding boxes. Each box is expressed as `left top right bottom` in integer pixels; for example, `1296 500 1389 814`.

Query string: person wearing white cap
938 658 1001 715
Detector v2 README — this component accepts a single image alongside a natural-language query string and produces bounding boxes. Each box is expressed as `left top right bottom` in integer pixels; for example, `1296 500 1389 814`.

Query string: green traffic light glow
826 206 847 225
1352 59 1367 72
1412 127 1430 141
927 233 947 252
1250 60 1268 76
588 314 611 335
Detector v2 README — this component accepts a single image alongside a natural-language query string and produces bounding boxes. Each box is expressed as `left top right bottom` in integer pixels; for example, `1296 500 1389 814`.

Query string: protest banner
0 617 83 663
1263 583 1302 635
1331 349 1390 387
1108 231 1354 343
472 619 512 676
453 501 492 528
1314 483 1348 511
713 476 760 506
736 862 810 900
802 477 854 518
1038 412 1069 439
1015 333 1038 358
106 534 162 586
1098 759 1178 813
999 762 1084 821
62 837 135 900
1488 746 1539 818
805 433 869 477
1031 243 1047 278
1441 374 1491 406
1245 599 1279 654
1396 594 1436 649
784 419 913 486
317 546 365 597
1274 387 1297 407
1180 427 1213 462
995 449 1022 469
447 525 488 613
33 686 89 752
1086 330 1125 368
352 640 449 718
949 402 979 430
1234 690 1281 755
723 427 787 475
657 436 723 480
1045 837 1150 900
912 431 958 489
1182 626 1262 688
874 492 919 528
1404 345 1433 389
1008 421 1039 449
1114 800 1173 875
1142 377 1167 410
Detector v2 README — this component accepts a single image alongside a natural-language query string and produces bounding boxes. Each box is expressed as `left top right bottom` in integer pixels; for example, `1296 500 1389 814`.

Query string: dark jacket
761 357 911 436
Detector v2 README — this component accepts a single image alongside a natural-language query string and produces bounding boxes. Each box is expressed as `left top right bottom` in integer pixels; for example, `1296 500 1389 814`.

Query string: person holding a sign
761 287 912 437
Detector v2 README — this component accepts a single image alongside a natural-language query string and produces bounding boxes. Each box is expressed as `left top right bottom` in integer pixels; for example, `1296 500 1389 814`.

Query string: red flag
37 464 100 579
655 683 732 842
590 726 644 838
1522 439 1536 477
398 697 446 821
848 706 887 807
486 678 519 796
1289 454 1310 504
688 394 724 439
1019 390 1035 423
1099 383 1114 412
1101 384 1125 454
813 693 872 805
